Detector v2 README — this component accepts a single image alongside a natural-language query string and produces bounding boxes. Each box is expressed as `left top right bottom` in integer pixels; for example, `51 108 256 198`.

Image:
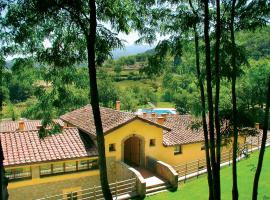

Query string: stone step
146 182 167 189
146 184 171 195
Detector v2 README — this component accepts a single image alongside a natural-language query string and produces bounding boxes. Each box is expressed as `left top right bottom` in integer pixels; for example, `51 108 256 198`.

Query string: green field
146 148 270 200
115 80 153 90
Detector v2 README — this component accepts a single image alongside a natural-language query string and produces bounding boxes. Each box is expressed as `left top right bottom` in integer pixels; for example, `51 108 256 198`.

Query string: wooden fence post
251 137 253 152
229 151 231 166
197 159 200 178
184 163 187 182
94 185 96 200
115 180 118 199
257 135 260 149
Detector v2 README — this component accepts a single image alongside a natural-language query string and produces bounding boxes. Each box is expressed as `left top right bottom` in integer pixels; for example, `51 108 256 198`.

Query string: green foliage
21 66 89 119
0 57 10 103
237 27 270 60
97 71 119 108
8 58 38 103
7 104 18 121
238 58 270 109
119 89 138 111
114 64 122 77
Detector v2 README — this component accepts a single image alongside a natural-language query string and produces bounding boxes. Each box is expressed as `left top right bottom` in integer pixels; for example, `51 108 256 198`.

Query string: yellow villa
0 102 249 200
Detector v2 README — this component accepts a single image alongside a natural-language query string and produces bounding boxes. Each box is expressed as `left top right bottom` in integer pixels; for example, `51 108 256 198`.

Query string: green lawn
155 102 174 108
146 148 270 200
115 80 152 90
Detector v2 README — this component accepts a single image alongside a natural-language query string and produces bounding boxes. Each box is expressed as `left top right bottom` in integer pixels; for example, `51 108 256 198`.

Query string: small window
201 144 206 150
109 143 116 152
149 139 156 147
174 145 182 155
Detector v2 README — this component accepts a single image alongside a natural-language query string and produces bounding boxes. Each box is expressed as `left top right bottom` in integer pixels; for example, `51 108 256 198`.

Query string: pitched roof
60 105 169 137
1 128 98 167
0 119 64 132
162 115 205 146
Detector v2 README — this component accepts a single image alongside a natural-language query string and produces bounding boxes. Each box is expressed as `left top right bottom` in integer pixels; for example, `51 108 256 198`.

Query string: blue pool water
141 109 176 115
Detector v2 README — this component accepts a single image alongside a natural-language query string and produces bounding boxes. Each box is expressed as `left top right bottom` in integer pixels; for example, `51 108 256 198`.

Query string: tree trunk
194 25 214 200
202 0 218 199
214 0 221 199
0 146 3 200
230 0 239 199
252 76 270 200
0 144 8 200
88 1 112 199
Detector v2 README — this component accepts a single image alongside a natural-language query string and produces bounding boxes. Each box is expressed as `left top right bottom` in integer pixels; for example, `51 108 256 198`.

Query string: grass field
115 80 153 90
146 148 270 200
155 102 174 108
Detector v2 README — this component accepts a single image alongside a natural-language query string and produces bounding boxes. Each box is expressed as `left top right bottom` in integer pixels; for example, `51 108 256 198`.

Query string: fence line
37 177 137 200
174 134 270 182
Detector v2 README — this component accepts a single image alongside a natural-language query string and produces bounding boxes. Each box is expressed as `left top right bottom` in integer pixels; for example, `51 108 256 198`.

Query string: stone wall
114 161 136 181
9 174 101 200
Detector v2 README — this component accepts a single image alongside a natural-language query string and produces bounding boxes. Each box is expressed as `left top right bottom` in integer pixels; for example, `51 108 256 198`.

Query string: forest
2 26 270 127
0 1 270 200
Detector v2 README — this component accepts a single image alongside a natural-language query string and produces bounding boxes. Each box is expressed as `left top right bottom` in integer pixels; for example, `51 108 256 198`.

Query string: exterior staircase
146 182 172 196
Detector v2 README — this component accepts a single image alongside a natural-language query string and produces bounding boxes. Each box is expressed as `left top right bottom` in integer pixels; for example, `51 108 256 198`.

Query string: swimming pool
138 108 177 115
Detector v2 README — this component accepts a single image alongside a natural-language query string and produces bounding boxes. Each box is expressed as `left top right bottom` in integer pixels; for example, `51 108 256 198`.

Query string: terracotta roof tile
162 115 205 146
0 128 98 167
0 119 64 132
60 105 167 136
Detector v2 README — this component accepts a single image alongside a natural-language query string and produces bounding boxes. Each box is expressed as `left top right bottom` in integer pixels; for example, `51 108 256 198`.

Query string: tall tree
2 0 136 198
252 76 270 200
214 0 221 198
202 1 220 199
0 2 9 197
135 1 217 198
87 1 111 198
229 0 239 199
188 1 214 199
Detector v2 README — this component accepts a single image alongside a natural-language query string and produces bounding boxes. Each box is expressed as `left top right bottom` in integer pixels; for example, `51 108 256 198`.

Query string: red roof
0 119 64 132
60 105 169 137
1 128 97 167
162 115 205 146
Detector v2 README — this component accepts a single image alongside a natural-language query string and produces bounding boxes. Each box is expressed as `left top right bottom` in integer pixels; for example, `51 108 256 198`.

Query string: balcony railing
5 170 32 181
40 159 98 177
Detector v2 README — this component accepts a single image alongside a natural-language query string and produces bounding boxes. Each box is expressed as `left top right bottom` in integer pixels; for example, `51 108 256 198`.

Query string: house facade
0 103 244 199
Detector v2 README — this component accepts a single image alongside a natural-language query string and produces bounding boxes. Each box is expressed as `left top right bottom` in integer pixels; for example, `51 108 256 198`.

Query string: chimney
18 121 25 131
60 124 64 131
64 122 68 128
156 117 165 125
151 112 156 118
142 112 147 118
36 125 42 130
255 123 260 129
116 101 121 111
161 113 167 120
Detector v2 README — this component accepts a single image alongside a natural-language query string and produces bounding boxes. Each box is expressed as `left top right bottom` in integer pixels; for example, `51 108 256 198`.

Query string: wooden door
124 136 141 166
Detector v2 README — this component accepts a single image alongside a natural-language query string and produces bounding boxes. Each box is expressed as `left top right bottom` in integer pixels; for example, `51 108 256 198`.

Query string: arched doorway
124 136 141 166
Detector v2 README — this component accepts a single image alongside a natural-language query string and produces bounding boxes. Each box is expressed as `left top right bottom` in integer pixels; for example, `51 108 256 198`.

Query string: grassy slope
147 148 270 200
